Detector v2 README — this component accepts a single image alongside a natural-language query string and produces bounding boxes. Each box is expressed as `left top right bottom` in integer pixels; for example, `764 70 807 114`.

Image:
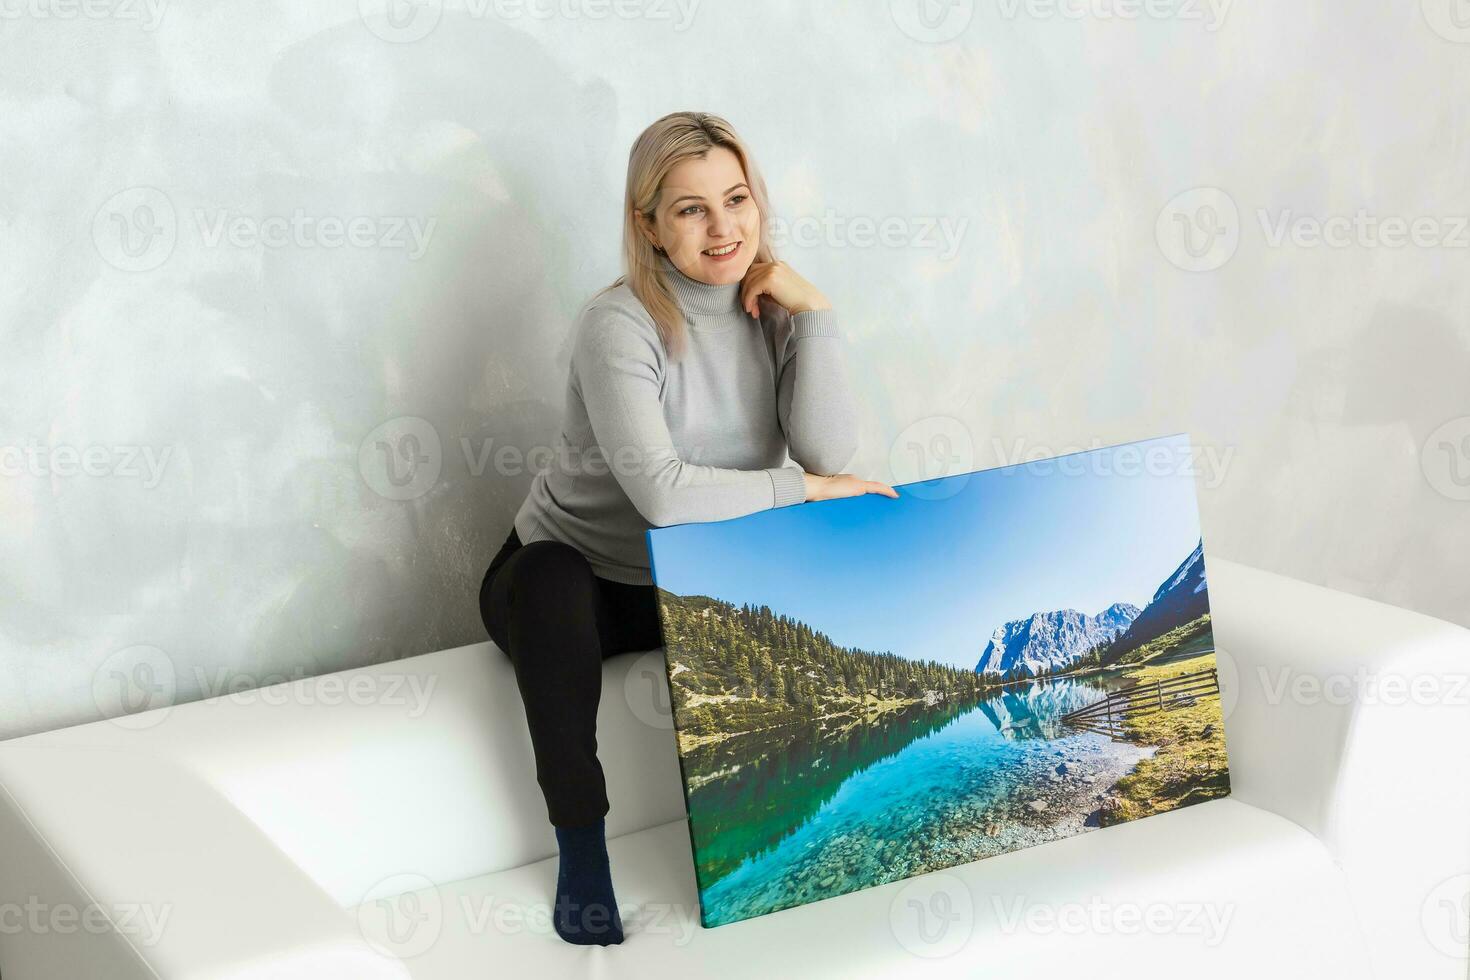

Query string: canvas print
645 431 1231 927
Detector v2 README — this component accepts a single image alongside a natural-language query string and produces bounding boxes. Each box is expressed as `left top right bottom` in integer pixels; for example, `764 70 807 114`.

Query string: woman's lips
702 241 742 262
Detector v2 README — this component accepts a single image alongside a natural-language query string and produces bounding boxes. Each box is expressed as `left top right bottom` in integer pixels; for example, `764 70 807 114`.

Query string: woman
477 111 898 946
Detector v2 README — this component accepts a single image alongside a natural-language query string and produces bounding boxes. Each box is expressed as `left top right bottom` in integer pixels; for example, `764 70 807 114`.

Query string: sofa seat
357 799 1368 980
2 555 1467 978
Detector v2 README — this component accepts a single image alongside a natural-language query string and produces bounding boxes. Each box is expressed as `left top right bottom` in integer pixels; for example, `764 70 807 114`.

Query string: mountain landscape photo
645 433 1232 927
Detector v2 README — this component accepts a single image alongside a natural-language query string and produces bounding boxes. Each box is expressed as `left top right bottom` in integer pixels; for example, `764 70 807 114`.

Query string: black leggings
477 526 663 828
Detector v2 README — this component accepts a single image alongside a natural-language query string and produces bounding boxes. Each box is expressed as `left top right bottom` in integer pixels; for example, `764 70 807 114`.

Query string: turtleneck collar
658 252 744 317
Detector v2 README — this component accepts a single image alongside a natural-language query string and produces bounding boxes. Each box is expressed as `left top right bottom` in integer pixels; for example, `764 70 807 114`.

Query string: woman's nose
707 211 731 238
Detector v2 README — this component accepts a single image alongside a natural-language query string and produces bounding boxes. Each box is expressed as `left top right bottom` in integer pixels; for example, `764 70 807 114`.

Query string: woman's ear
634 209 660 249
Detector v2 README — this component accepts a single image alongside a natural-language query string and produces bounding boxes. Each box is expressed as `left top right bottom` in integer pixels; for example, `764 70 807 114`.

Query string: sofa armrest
1208 556 1470 979
0 744 410 980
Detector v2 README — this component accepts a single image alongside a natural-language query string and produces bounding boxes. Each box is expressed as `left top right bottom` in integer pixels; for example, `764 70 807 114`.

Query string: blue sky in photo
646 432 1206 671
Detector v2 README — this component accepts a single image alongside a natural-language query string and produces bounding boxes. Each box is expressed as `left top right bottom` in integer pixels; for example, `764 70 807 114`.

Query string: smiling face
637 145 762 286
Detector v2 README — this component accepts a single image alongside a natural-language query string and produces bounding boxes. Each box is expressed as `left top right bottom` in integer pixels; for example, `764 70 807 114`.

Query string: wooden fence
1059 666 1220 740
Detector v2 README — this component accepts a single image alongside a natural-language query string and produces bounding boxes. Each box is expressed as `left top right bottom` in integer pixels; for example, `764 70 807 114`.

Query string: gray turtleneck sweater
511 254 859 585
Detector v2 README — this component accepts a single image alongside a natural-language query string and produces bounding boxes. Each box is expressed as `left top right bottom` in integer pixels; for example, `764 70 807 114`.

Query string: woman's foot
552 817 625 945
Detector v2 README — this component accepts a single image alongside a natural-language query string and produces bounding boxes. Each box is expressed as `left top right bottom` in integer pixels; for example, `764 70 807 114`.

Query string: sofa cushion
350 798 1370 979
0 642 690 909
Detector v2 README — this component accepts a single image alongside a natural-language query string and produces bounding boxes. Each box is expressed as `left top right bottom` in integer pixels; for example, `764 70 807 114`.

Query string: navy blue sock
552 817 624 945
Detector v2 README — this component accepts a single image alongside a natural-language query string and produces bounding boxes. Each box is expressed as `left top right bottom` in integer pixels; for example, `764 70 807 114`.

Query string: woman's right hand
802 472 900 502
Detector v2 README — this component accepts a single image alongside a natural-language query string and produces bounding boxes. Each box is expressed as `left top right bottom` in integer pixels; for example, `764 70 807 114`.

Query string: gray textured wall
2 1 1467 740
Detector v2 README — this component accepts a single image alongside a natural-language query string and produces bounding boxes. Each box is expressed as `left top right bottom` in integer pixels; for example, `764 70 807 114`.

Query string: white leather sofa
1 556 1466 979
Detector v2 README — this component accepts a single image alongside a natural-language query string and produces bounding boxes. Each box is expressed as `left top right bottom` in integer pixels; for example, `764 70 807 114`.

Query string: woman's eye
680 204 703 216
727 194 748 207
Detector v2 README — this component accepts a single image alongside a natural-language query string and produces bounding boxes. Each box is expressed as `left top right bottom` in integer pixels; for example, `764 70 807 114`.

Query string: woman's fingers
831 475 900 499
846 477 897 499
803 473 900 501
742 283 765 318
740 263 772 318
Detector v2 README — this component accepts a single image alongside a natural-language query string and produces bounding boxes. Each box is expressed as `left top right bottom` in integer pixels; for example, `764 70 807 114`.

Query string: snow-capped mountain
1101 538 1211 664
973 602 1141 680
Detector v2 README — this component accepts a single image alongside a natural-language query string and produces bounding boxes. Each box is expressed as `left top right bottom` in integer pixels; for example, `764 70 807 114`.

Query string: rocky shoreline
912 737 1156 873
700 732 1153 923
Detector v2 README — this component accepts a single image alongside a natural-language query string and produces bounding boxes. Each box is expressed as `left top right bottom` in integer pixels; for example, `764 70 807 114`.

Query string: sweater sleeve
775 307 860 476
573 304 808 528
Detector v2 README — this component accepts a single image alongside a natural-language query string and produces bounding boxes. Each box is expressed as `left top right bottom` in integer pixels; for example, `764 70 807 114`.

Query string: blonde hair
597 111 777 362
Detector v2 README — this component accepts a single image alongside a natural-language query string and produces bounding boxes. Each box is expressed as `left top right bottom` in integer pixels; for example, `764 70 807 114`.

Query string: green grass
1108 613 1215 666
1098 619 1231 826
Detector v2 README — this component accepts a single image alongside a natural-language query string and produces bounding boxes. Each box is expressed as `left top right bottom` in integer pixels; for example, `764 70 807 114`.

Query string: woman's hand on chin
741 260 832 319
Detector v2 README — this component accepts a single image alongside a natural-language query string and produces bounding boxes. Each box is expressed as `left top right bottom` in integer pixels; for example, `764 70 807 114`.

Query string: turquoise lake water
685 673 1152 925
